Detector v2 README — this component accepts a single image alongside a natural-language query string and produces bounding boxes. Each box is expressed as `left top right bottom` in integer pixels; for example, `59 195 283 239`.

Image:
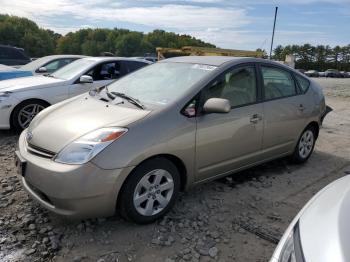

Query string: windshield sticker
191 64 217 71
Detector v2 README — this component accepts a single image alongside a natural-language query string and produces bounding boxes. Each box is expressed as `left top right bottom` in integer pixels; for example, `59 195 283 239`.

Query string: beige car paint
16 57 326 219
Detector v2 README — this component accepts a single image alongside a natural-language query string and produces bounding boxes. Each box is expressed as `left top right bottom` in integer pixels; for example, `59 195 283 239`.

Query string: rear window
295 74 310 93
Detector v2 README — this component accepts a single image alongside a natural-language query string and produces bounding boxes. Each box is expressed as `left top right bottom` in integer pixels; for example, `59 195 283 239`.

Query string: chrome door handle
250 114 262 123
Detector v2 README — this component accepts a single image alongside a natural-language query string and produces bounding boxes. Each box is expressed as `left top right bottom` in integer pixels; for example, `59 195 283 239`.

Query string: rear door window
261 66 297 100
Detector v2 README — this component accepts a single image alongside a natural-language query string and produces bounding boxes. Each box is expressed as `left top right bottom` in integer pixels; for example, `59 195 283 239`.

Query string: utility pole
269 6 278 59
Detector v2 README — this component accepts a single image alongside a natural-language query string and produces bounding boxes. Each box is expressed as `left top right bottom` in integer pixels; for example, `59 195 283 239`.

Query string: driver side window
207 66 257 107
86 62 121 81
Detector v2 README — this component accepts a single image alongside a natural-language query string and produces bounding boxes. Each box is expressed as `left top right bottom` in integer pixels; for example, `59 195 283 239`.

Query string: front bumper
17 131 134 219
320 105 332 125
0 102 14 129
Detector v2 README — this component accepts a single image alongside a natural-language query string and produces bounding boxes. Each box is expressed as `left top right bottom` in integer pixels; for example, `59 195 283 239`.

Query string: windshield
20 56 53 71
107 62 216 106
51 59 96 80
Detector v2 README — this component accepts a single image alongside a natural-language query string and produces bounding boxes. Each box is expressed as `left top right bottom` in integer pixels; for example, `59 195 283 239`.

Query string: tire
290 126 317 164
119 157 180 224
11 100 48 132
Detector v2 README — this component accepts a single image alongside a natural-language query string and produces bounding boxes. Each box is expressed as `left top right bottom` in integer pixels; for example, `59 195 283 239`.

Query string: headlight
54 127 128 164
0 92 11 102
277 222 304 262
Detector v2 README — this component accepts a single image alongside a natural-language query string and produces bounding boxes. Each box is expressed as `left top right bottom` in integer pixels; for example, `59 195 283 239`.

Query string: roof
160 56 298 71
37 54 86 59
160 56 242 66
83 57 153 64
160 56 270 66
0 44 23 49
21 55 87 70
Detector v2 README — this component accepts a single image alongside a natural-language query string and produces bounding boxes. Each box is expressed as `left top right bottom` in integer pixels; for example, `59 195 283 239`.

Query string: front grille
26 142 56 159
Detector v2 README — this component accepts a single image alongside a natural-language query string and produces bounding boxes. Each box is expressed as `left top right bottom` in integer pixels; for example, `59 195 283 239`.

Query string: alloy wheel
17 104 45 129
133 169 174 216
298 130 314 159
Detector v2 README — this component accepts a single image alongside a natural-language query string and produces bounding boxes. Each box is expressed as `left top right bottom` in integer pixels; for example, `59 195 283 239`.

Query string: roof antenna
269 6 278 59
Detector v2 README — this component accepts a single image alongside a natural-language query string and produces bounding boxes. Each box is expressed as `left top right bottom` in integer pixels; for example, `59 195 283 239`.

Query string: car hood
27 95 151 153
0 75 64 92
299 175 350 262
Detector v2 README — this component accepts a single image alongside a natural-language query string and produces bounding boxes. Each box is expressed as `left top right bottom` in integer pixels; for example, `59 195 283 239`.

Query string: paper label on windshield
191 64 217 71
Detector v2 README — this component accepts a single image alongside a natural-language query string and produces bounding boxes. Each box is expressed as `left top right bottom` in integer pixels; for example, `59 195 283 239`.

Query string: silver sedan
271 175 350 262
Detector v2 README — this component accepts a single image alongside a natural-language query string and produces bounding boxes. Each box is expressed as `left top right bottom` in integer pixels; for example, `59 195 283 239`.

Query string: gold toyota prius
15 56 328 224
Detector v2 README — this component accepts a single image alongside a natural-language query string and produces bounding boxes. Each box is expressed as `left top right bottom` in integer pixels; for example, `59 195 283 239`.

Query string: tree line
1 14 349 71
273 44 350 71
0 14 214 58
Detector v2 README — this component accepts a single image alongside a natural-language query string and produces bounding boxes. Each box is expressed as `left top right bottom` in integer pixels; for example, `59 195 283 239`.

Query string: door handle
298 104 305 111
250 114 262 123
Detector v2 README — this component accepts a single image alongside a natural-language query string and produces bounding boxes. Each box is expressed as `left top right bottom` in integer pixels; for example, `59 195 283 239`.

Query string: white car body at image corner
0 57 151 129
270 175 350 262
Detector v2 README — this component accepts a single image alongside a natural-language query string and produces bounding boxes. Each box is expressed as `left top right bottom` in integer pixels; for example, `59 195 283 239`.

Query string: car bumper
17 131 135 219
0 102 13 129
321 105 333 125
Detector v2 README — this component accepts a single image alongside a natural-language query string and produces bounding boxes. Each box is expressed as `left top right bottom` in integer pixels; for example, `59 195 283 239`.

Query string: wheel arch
305 121 320 139
116 153 188 209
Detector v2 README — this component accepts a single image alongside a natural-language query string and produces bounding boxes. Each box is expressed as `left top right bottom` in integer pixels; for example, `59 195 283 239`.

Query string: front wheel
11 100 48 131
119 158 180 224
291 127 316 163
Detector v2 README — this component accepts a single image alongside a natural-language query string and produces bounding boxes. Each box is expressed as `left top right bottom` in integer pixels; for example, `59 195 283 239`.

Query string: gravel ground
0 78 349 262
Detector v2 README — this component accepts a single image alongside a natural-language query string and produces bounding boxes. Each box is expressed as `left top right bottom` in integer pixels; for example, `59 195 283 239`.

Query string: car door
195 64 264 181
68 61 121 98
259 64 308 158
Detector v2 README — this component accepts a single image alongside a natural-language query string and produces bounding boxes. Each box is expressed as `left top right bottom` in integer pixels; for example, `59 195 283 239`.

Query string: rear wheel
12 100 48 131
119 158 180 224
291 126 316 163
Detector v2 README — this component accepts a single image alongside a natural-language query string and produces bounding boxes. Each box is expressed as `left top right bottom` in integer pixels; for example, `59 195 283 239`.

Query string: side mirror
38 67 47 73
79 75 93 84
203 98 231 114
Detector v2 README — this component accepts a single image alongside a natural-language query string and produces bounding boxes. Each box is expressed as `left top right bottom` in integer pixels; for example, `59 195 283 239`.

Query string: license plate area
15 151 27 177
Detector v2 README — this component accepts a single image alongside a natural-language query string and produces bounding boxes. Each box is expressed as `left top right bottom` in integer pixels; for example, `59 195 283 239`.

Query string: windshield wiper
111 91 145 110
104 86 116 100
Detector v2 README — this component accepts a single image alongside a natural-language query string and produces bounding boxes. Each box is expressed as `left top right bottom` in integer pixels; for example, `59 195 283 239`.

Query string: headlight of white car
54 127 128 165
0 91 11 102
277 222 304 262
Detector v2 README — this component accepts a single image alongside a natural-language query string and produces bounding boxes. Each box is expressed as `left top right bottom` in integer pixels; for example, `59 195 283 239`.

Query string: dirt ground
0 78 349 262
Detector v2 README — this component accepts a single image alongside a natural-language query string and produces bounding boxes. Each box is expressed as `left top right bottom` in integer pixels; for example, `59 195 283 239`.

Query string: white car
20 55 86 75
0 57 152 130
270 175 350 262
